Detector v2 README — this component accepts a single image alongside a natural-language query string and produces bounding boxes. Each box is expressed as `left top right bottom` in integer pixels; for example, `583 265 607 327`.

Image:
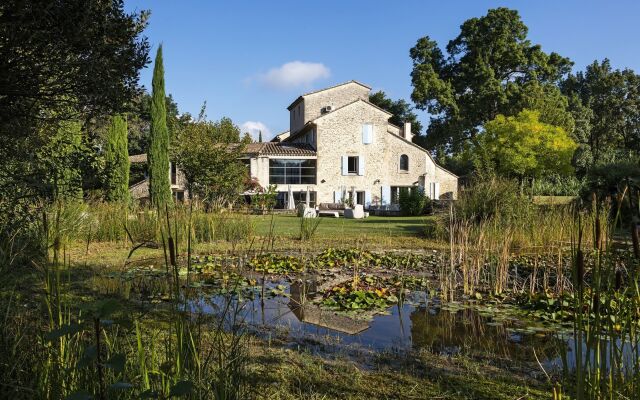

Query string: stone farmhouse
245 80 458 209
128 80 458 209
128 153 189 202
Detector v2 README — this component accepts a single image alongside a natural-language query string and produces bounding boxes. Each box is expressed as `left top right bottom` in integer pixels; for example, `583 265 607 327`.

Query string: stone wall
289 82 370 134
261 81 459 206
435 166 458 200
130 179 149 201
129 165 189 201
313 100 457 204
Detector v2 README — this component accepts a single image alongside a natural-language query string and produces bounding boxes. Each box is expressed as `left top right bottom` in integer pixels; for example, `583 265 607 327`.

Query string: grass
249 345 550 399
532 195 578 205
253 214 432 237
66 214 442 268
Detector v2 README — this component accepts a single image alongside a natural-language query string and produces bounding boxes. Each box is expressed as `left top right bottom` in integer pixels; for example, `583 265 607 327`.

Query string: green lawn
252 214 431 238
71 214 441 267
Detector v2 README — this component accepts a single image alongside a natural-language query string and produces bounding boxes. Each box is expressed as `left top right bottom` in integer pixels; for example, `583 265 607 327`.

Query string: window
170 162 177 185
274 191 316 209
391 186 411 205
400 154 409 171
356 191 365 205
347 156 358 174
269 159 316 185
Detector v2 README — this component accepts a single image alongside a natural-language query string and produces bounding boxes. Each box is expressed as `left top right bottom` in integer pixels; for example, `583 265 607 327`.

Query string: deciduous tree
0 0 149 232
104 115 130 202
473 110 577 180
172 108 248 209
410 8 573 153
561 59 640 171
368 91 423 136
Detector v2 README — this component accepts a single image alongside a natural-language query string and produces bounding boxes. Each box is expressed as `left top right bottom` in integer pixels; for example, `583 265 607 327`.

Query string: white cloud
241 121 271 142
252 61 331 90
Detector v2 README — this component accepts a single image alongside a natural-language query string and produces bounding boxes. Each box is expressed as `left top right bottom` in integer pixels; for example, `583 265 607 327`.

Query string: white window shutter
365 190 372 208
334 191 341 203
362 124 373 144
341 155 348 176
381 186 391 206
358 155 365 176
434 182 440 199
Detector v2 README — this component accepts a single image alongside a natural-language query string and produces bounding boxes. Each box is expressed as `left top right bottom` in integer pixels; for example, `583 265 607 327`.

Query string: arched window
399 154 409 171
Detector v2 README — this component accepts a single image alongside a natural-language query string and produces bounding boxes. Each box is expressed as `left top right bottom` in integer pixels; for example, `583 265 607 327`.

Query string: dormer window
400 154 409 171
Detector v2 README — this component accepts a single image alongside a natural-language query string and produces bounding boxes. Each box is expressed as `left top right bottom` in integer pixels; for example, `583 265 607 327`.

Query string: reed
0 200 253 399
446 176 594 299
555 188 640 399
298 215 322 241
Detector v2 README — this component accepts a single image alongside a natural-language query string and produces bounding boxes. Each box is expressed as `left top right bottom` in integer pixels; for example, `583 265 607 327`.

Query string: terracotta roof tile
129 143 316 164
244 142 315 156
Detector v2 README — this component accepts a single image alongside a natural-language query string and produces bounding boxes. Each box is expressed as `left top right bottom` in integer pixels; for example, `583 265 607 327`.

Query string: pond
106 254 637 376
191 278 573 371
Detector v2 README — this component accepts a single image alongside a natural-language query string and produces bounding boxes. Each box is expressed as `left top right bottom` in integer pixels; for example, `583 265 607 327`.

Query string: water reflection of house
288 281 369 335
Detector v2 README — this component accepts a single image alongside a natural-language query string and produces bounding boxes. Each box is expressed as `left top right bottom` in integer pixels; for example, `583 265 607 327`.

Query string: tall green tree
148 45 173 207
561 59 640 172
472 110 577 180
368 91 423 136
40 120 85 201
172 108 248 209
212 117 242 142
104 115 130 202
409 8 573 153
0 0 149 233
258 130 263 143
127 92 182 155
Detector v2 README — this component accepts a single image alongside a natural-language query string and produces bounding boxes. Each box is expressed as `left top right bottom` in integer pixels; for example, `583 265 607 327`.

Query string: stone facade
288 81 371 134
252 80 458 207
128 157 189 202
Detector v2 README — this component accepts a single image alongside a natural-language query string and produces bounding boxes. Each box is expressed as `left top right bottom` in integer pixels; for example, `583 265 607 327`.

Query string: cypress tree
148 45 172 207
105 115 130 202
258 130 262 143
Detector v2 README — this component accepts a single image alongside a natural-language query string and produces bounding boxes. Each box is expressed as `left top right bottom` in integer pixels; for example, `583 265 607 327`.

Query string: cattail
168 237 176 267
576 249 585 291
593 192 602 251
632 222 640 260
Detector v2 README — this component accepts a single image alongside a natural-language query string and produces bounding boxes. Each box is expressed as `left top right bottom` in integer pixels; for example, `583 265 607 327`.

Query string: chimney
403 122 413 141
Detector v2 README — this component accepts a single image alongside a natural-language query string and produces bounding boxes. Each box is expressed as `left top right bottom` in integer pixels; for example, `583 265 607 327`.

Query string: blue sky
125 1 640 140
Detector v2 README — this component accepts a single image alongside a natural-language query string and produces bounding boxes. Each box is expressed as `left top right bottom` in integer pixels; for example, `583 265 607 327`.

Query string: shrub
213 214 254 243
399 188 429 216
531 174 583 196
455 175 529 222
424 216 448 240
582 161 640 199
